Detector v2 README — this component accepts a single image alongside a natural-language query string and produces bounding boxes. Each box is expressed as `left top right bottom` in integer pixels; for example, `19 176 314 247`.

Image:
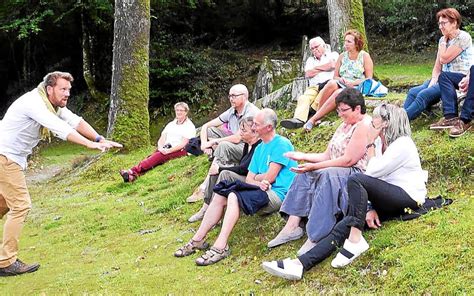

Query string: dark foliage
364 0 474 51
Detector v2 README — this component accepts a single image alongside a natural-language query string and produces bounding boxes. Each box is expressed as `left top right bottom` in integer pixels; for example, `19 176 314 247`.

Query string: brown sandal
195 245 230 266
174 239 209 257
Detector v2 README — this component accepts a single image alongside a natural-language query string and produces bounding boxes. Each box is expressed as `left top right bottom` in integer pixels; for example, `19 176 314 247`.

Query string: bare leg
213 193 240 249
348 227 362 243
192 194 227 241
278 215 302 234
317 80 339 108
307 80 339 124
309 89 341 123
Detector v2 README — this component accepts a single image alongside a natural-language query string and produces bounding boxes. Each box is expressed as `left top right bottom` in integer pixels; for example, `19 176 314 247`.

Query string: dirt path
25 164 65 184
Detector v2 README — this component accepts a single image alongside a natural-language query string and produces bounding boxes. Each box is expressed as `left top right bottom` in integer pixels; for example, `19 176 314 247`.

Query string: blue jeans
439 71 466 118
403 80 441 120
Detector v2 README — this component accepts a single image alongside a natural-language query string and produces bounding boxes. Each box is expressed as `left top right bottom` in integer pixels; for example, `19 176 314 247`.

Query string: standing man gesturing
0 71 122 276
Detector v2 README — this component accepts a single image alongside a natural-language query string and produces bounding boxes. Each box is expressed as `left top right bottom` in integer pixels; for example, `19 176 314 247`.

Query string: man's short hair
261 108 277 130
43 71 74 88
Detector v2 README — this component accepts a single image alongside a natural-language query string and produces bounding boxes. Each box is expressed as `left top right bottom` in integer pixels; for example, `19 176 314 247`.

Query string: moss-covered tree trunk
107 0 150 149
327 0 368 52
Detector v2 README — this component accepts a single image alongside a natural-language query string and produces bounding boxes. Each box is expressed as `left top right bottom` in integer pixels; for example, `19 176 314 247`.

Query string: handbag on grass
357 79 388 97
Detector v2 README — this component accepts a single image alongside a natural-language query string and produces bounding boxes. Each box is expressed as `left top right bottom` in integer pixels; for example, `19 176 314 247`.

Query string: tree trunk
327 0 368 52
107 0 151 149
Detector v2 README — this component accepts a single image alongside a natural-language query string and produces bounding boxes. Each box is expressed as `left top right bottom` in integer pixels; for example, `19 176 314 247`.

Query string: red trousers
130 149 187 176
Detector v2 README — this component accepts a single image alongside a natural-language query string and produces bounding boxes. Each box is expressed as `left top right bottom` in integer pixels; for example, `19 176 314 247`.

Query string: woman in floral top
304 29 374 131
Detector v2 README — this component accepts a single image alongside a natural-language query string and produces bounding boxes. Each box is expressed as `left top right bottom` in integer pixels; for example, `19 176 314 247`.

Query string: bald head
228 84 249 110
229 84 249 100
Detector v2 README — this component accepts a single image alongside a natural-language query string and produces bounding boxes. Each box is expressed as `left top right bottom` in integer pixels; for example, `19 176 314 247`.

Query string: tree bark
327 0 368 52
107 0 151 149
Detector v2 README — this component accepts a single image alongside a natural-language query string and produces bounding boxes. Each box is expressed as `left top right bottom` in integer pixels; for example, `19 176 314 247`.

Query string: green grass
1 62 473 294
377 63 433 88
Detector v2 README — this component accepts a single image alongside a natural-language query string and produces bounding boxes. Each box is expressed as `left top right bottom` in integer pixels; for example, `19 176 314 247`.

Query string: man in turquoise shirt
174 108 297 266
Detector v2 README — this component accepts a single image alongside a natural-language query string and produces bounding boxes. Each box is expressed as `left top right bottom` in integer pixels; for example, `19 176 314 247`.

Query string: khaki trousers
0 155 31 268
294 86 321 122
259 189 282 215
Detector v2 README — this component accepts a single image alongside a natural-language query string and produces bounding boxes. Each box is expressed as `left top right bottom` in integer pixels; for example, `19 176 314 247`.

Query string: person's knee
206 126 221 139
217 170 237 182
211 195 227 207
215 140 232 152
407 85 421 98
347 173 367 190
227 193 239 208
318 167 342 178
297 94 311 105
213 141 234 160
327 79 338 88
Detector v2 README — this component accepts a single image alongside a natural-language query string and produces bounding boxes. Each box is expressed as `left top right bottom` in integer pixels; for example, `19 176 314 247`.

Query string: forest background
1 0 473 128
0 1 473 294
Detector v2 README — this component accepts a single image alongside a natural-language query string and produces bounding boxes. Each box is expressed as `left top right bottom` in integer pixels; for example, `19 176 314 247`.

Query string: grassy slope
1 68 473 295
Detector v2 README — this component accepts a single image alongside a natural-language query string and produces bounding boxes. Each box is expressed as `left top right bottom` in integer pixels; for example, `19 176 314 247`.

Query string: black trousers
298 173 419 271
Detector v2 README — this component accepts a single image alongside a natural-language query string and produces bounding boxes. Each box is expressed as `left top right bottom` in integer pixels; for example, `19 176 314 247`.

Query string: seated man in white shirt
0 71 122 276
280 37 339 129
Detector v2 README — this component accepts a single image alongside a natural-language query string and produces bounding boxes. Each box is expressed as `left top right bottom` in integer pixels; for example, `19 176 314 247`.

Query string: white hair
309 36 325 46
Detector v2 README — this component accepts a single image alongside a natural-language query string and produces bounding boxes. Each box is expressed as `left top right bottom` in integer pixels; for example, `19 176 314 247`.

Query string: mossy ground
1 63 473 294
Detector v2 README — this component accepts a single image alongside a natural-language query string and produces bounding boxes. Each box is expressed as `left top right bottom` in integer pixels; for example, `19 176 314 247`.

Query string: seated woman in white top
119 102 196 182
261 104 427 280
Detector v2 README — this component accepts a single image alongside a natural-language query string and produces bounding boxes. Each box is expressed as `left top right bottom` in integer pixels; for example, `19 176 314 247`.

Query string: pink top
328 115 371 171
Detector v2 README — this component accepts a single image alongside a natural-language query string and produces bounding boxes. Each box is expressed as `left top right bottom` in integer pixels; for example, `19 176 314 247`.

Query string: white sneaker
296 238 316 256
261 258 303 280
331 236 369 268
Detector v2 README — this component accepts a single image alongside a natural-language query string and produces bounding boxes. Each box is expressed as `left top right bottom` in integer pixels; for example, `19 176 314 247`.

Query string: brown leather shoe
0 259 40 276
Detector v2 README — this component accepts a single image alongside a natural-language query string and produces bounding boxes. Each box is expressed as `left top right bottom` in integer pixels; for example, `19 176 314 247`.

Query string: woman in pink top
268 88 372 256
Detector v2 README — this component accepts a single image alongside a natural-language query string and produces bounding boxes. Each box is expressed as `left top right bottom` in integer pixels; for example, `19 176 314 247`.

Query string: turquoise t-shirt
248 134 297 201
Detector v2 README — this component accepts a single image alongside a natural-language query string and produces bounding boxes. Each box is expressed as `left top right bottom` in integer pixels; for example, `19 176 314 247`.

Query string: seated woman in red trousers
120 102 196 182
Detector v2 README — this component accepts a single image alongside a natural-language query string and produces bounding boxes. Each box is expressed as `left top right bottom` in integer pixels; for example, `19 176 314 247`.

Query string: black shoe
0 259 40 276
119 170 130 182
280 118 304 129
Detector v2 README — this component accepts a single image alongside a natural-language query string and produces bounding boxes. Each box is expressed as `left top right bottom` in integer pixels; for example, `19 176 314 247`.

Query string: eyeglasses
175 109 187 112
336 106 352 114
438 21 450 27
310 44 321 50
228 93 244 99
